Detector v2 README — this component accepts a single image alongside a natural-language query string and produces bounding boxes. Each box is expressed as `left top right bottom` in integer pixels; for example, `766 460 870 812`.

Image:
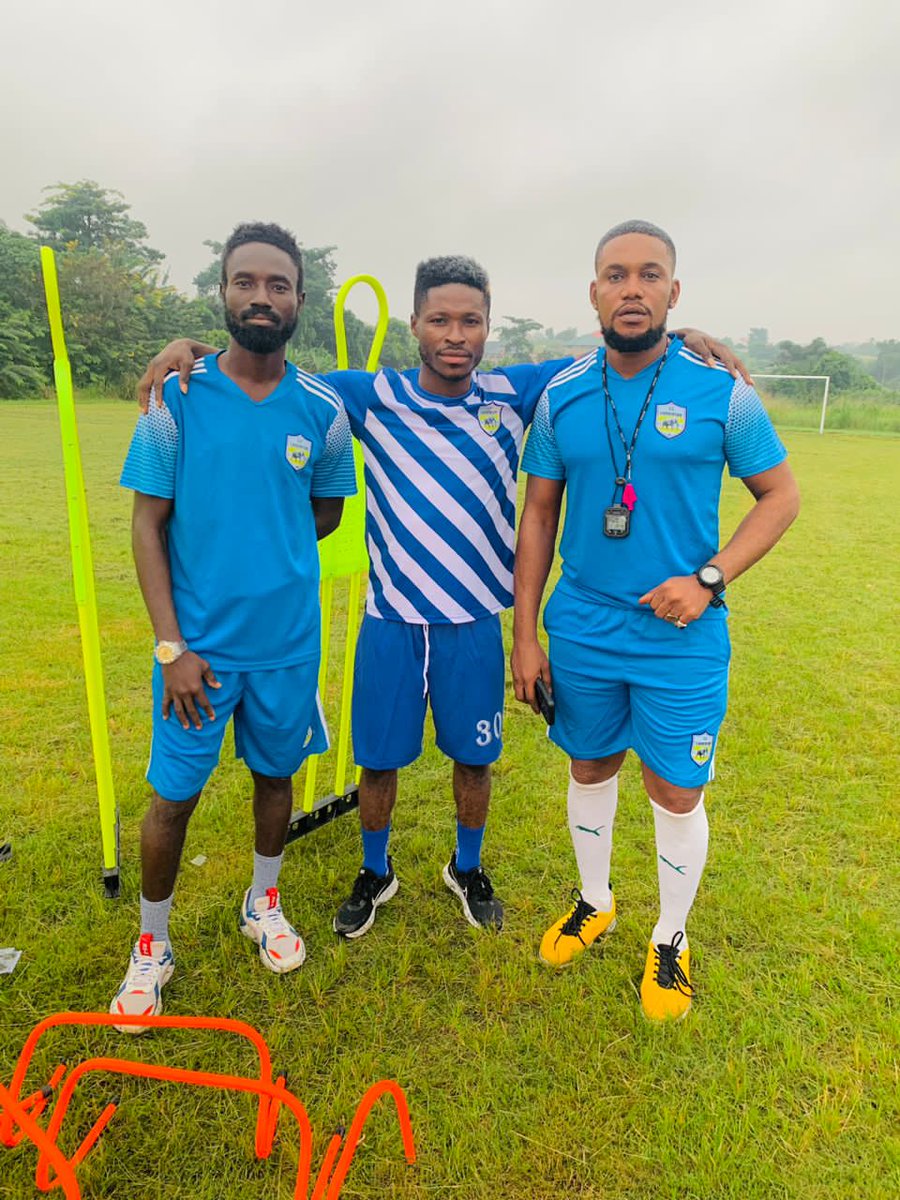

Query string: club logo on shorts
477 402 503 436
285 433 311 470
690 732 714 766
655 402 687 439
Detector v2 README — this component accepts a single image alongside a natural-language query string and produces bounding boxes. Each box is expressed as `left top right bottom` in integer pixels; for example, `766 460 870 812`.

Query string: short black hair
413 255 490 314
594 220 677 270
221 222 304 291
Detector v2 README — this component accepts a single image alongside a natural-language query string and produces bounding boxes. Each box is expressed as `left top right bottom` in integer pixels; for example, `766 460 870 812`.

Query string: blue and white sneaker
110 933 175 1034
239 887 306 974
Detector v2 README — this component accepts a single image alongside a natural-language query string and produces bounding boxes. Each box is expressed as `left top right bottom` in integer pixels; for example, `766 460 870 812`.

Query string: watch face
699 565 723 588
155 644 177 664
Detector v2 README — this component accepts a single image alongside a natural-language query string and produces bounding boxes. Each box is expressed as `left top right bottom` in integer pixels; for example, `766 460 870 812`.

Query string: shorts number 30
475 712 504 747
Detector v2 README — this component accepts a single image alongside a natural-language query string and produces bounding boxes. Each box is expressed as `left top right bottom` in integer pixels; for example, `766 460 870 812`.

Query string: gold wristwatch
154 639 189 665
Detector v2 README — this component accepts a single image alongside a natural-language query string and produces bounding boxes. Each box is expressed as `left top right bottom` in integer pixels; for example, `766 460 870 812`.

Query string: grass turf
0 401 897 1199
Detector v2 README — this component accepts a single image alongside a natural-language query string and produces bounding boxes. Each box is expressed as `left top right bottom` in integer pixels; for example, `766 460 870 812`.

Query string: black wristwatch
695 563 726 608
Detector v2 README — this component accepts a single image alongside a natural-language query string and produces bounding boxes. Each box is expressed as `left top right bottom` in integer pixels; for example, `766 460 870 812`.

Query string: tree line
1 182 897 400
0 181 420 398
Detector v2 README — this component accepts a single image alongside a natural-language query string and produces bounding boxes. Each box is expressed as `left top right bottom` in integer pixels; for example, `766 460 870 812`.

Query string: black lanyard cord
601 347 669 494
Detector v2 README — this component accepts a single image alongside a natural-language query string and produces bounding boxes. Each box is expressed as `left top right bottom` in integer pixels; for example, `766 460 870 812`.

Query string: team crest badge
478 402 502 436
285 433 311 471
690 732 714 766
655 402 687 439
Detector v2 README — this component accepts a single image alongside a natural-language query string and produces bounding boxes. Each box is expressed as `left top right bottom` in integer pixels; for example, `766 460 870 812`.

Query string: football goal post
752 374 831 434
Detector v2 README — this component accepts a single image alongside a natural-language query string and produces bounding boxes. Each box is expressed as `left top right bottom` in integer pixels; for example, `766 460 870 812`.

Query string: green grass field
0 401 897 1199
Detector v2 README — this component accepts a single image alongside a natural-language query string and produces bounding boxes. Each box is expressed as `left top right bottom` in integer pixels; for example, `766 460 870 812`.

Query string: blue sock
455 823 485 873
361 825 390 877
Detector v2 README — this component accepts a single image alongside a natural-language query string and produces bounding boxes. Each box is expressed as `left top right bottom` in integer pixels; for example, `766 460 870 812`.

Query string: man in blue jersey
112 223 356 1031
511 220 799 1021
137 258 745 941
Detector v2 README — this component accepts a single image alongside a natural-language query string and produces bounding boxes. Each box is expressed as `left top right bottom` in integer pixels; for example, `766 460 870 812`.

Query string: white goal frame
753 374 832 435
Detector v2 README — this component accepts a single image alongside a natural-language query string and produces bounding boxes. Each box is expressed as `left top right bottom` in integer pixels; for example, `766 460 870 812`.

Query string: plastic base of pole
285 787 359 843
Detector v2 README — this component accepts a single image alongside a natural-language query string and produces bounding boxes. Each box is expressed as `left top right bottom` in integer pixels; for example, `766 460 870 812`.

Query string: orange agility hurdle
1 1012 415 1199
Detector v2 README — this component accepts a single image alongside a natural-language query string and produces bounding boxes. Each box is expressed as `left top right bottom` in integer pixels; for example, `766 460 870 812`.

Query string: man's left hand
639 575 712 627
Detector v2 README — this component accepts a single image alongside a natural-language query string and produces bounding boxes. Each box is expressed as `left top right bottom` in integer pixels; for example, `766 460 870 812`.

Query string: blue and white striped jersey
324 362 569 624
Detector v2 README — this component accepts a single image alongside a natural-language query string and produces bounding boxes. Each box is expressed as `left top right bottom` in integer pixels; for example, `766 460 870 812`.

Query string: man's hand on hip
639 576 712 628
162 652 221 729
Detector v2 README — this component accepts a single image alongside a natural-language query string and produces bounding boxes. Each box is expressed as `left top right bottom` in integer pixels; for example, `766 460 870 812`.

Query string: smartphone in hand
534 677 555 725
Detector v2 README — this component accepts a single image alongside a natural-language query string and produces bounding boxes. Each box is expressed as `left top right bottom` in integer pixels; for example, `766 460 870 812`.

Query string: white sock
140 894 173 946
250 851 284 904
650 794 709 949
567 771 618 912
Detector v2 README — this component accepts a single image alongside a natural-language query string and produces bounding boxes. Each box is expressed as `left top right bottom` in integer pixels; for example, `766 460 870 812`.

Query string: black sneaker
442 852 503 930
333 860 398 939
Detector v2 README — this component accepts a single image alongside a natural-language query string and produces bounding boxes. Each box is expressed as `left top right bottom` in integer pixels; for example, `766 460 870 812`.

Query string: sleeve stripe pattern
120 402 179 498
294 366 342 413
724 378 788 478
310 403 357 497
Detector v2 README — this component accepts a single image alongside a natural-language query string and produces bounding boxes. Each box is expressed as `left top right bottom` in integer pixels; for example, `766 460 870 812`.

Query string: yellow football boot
539 887 616 967
640 932 693 1022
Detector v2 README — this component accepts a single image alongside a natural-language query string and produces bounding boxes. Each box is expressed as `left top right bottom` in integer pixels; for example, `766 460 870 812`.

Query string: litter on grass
0 949 22 976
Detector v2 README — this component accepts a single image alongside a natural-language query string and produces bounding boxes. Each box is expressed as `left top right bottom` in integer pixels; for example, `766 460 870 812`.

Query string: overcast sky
3 0 898 345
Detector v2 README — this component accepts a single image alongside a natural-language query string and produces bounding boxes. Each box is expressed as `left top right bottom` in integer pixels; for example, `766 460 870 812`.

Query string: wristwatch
695 563 726 608
154 639 189 665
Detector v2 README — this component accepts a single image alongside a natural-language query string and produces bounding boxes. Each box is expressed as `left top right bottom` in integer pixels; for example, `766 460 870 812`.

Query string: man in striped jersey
138 257 744 941
112 224 356 1030
512 221 799 1019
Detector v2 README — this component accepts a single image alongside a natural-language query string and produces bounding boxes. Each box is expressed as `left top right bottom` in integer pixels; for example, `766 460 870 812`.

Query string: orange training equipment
0 1012 415 1198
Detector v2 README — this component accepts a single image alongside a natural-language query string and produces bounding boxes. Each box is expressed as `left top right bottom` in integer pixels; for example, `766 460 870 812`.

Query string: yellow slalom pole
333 571 362 797
333 274 390 372
40 247 119 895
321 274 388 796
302 577 333 812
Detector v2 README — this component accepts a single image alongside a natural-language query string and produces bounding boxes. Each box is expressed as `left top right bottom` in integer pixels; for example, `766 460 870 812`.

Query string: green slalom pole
302 276 388 810
40 247 119 896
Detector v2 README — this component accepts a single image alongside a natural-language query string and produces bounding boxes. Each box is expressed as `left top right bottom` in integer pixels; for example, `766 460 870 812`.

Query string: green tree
873 340 900 388
377 318 419 370
0 303 46 397
771 338 881 395
497 316 543 363
27 181 163 273
192 239 225 298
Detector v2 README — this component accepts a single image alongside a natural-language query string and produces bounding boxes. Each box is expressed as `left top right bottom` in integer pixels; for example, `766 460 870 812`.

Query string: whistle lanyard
601 347 669 506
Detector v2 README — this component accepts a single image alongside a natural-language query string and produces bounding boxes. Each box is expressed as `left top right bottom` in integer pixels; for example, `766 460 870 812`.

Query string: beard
225 306 298 354
601 320 668 354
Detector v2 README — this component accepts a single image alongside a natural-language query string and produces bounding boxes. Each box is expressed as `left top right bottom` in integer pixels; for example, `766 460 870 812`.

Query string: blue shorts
545 589 730 789
352 614 505 770
148 661 328 802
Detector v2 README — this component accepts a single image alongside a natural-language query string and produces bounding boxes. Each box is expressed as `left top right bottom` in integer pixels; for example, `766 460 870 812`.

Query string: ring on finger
674 618 687 629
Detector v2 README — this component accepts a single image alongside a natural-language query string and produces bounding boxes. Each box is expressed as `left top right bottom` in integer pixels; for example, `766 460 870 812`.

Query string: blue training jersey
521 340 787 615
120 354 356 670
323 361 570 624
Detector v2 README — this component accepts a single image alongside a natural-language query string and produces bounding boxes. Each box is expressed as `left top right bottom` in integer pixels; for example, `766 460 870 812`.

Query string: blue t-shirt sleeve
320 369 373 438
498 358 574 425
119 381 180 497
311 402 358 497
521 390 566 480
724 380 788 478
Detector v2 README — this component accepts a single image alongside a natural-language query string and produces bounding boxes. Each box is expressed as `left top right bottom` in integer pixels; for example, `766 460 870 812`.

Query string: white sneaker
239 887 306 974
110 933 175 1034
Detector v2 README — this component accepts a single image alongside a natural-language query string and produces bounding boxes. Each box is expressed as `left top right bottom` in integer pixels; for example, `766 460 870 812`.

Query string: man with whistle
511 220 799 1021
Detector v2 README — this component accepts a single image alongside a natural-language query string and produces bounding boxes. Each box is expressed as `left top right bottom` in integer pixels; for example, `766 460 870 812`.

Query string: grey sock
249 851 284 905
140 894 173 946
